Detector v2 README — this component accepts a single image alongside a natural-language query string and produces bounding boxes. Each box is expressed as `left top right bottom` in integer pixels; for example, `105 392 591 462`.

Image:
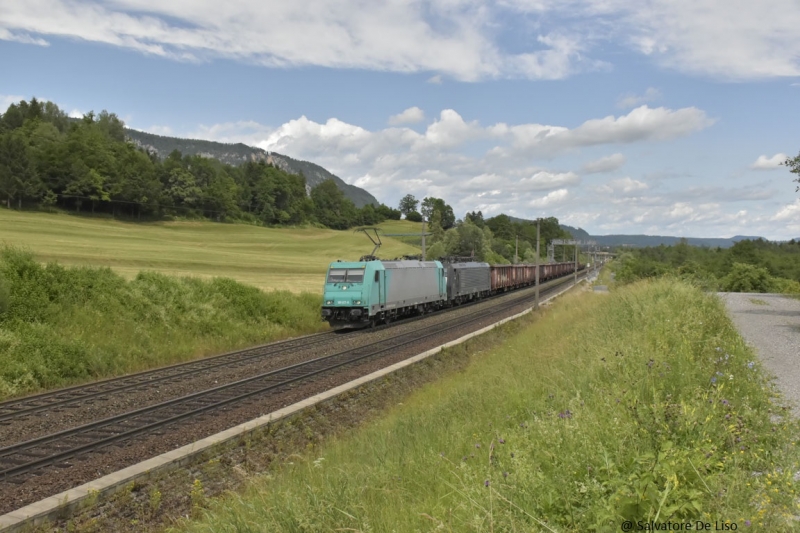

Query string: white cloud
519 171 580 191
68 109 84 119
0 94 25 111
503 0 800 80
751 153 787 170
427 75 443 84
497 105 713 157
582 153 626 173
0 27 48 46
617 87 661 109
0 0 591 81
772 199 800 222
599 177 649 194
530 189 570 208
388 107 425 126
2 1 799 80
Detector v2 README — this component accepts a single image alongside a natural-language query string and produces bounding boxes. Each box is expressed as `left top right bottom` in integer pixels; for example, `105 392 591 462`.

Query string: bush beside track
173 279 800 532
0 247 326 400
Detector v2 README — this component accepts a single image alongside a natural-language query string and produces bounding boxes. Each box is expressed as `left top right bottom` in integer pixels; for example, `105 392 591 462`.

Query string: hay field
0 210 420 293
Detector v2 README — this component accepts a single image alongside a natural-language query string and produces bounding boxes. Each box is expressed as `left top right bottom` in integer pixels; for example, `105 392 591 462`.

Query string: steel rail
0 273 582 481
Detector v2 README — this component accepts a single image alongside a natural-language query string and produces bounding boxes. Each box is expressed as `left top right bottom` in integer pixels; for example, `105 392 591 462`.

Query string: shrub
720 262 774 292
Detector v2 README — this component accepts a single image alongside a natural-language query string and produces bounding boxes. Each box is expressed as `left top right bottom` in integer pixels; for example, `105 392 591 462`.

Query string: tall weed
0 247 325 399
174 279 800 532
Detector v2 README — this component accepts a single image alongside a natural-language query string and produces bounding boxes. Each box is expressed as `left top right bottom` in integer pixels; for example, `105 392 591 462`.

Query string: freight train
321 258 581 328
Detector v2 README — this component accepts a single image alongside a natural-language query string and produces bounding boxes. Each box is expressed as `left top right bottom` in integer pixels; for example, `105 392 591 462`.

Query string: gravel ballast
718 292 800 409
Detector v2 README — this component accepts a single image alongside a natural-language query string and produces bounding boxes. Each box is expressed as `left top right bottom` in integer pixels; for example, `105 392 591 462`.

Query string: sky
1 0 799 239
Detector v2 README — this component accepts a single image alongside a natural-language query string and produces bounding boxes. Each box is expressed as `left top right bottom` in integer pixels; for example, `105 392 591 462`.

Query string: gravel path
718 293 800 409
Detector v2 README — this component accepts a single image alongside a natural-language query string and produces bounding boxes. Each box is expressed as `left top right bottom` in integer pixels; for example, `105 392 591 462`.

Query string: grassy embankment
0 209 420 293
0 210 422 399
174 279 800 532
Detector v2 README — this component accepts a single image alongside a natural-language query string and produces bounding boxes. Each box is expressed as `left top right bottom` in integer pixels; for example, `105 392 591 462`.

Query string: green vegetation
614 239 800 293
0 209 419 292
0 98 401 229
173 279 800 532
0 247 328 400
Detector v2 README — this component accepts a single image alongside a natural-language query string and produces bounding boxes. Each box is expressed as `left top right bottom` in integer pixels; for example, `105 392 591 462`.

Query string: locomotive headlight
326 300 333 305
354 300 362 305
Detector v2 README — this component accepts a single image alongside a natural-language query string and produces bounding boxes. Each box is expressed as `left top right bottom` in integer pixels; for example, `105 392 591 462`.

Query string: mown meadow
0 247 327 400
0 209 420 293
173 278 800 532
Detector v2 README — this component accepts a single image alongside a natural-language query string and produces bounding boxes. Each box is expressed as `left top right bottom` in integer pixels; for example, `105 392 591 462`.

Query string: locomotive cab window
346 269 364 283
327 269 346 283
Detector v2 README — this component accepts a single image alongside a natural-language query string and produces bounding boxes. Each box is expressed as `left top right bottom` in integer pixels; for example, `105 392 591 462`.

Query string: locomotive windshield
326 268 365 283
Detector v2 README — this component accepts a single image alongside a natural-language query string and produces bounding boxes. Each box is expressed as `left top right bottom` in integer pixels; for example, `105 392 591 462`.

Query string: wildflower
721 399 729 406
711 377 717 384
484 480 490 487
716 347 721 352
745 520 751 527
558 410 573 419
498 439 505 444
647 359 655 368
747 361 755 370
475 443 481 449
503 472 508 478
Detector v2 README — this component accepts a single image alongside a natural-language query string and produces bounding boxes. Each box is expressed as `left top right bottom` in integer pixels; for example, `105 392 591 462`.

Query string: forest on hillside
0 98 400 229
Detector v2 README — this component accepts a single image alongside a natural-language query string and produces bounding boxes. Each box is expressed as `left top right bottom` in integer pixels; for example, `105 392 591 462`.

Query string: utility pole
535 219 540 310
574 242 578 284
421 219 426 261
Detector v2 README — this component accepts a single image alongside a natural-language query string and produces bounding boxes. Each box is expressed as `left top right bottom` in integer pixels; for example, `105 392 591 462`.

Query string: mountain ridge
125 129 379 208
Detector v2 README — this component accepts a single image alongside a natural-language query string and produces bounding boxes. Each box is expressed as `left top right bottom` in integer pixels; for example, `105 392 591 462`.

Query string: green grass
172 279 800 532
593 261 615 288
0 248 328 400
749 298 769 306
0 209 420 293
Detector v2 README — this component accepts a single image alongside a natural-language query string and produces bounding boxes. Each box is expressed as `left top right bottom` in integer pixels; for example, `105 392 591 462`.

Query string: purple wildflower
484 480 490 487
745 520 751 527
747 361 755 370
498 439 505 444
711 377 717 384
647 359 655 368
475 443 481 449
503 472 508 478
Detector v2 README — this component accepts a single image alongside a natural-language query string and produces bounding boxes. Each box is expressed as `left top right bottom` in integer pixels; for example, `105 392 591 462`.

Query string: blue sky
1 0 799 239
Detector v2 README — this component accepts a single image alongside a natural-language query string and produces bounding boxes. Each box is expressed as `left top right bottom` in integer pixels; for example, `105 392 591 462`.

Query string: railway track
0 331 339 424
0 273 582 482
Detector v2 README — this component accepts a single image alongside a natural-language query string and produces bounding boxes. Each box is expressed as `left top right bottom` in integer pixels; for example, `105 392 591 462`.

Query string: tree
420 196 455 228
465 210 484 228
311 179 358 229
398 194 418 216
786 152 800 192
0 131 39 209
405 210 423 222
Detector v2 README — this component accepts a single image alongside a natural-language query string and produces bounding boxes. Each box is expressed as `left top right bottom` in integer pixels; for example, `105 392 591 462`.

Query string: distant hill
558 224 765 248
506 218 766 248
125 129 379 208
